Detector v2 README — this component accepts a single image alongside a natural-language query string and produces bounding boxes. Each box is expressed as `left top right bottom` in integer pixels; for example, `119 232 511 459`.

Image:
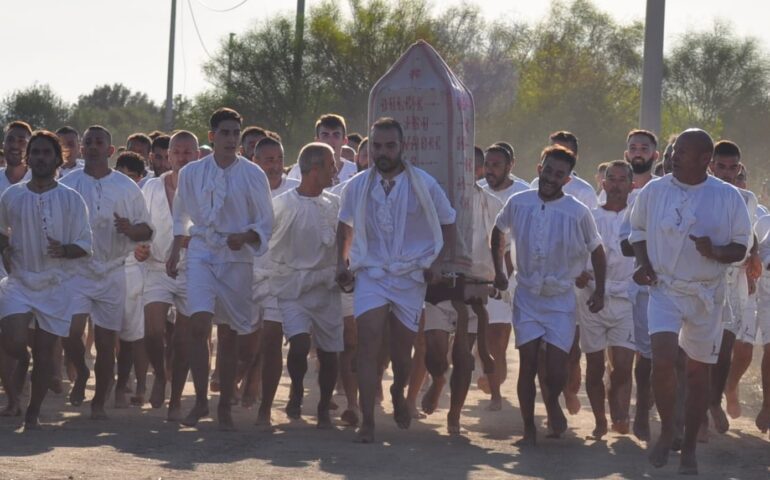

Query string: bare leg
0 314 32 417
544 343 569 438
405 312 426 420
516 339 541 446
130 338 148 406
144 302 171 409
316 348 338 429
236 329 260 407
355 306 388 443
633 354 652 441
608 346 634 435
286 333 311 420
49 339 64 394
167 313 190 422
725 340 752 419
680 356 710 475
447 302 474 434
585 350 607 439
256 320 283 427
756 344 770 432
215 324 238 430
91 326 117 420
484 323 511 411
181 312 212 427
421 329 449 416
708 329 734 434
340 315 360 426
648 332 679 468
563 330 582 415
63 315 89 407
25 326 58 429
114 339 133 408
389 316 416 430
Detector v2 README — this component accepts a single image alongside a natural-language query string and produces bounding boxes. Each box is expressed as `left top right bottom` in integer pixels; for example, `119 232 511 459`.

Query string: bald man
630 129 751 474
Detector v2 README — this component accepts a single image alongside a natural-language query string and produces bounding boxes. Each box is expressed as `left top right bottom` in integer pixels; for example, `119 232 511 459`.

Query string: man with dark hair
289 113 357 184
477 143 529 410
56 126 85 177
576 160 636 439
631 129 751 474
149 135 171 178
1 121 32 192
492 145 606 445
61 125 153 420
0 130 92 428
337 117 455 443
167 107 273 430
115 151 147 183
347 133 363 152
240 126 268 158
127 133 152 160
356 138 369 172
473 146 484 181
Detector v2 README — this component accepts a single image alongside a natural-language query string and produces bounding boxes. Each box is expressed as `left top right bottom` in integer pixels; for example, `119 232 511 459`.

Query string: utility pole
294 0 305 82
639 0 665 135
227 32 236 95
164 0 177 132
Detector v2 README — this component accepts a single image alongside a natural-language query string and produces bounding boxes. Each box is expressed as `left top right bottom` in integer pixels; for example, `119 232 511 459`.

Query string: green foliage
1 84 70 130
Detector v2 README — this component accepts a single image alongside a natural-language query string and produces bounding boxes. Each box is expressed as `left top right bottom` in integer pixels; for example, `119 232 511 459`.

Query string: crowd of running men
1 108 769 476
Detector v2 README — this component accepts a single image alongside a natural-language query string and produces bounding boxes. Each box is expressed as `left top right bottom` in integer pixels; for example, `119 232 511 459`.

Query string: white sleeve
245 167 275 257
579 208 603 252
429 180 456 225
494 198 513 234
730 190 752 249
628 185 649 244
172 169 192 237
338 178 356 226
70 192 93 256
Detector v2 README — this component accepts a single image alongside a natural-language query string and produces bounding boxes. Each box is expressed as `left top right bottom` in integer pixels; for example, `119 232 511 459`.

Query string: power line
194 0 249 13
187 0 214 59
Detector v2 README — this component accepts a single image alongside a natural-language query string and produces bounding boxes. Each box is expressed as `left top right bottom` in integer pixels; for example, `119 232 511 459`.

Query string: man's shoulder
507 188 538 206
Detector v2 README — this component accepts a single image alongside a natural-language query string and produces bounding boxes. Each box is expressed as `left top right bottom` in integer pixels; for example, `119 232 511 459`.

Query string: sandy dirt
1 345 768 480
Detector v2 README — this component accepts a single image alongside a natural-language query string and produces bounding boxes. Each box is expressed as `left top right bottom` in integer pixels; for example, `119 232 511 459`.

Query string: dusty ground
1 345 769 480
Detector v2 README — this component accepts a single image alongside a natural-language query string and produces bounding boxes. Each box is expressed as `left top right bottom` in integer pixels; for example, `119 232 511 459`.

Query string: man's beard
630 157 654 174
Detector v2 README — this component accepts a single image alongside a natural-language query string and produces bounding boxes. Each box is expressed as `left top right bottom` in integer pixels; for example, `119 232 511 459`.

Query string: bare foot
23 417 41 431
485 397 502 412
69 368 90 407
697 423 709 443
328 399 339 411
514 428 537 447
241 394 256 409
0 404 21 417
218 405 236 431
755 407 770 432
166 404 183 422
710 405 729 434
405 401 425 420
49 378 64 395
477 375 491 395
648 435 672 468
725 389 741 419
447 412 461 435
255 411 273 430
341 408 360 427
317 407 334 430
354 424 375 444
114 387 129 409
679 450 699 475
586 419 608 440
285 397 302 420
391 385 411 429
149 377 166 409
633 414 650 442
90 405 108 420
181 403 209 427
545 407 567 438
129 392 146 407
375 384 384 405
210 376 220 393
564 392 581 415
420 376 445 415
611 419 630 435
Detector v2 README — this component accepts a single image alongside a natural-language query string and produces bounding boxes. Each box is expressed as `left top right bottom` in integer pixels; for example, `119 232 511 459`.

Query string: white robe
142 174 179 271
587 206 634 298
173 154 274 264
288 158 357 184
531 172 598 209
481 177 531 205
0 167 32 193
60 169 152 277
269 189 340 298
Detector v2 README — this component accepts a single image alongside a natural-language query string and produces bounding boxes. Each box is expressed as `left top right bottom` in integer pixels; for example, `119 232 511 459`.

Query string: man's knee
288 333 311 358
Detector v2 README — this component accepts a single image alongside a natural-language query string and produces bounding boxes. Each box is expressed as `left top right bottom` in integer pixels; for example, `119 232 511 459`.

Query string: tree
0 84 70 130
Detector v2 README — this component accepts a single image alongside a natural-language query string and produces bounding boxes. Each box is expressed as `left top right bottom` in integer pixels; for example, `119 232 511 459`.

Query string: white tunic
0 167 32 193
142 173 179 271
588 206 634 297
629 175 751 291
269 189 340 298
338 166 456 281
60 169 152 277
173 154 274 264
531 172 598 209
495 189 602 299
288 158 358 184
0 183 92 289
58 159 85 179
481 178 531 205
469 186 504 281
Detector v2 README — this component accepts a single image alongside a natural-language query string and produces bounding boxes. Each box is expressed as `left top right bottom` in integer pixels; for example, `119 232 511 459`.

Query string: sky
3 0 770 105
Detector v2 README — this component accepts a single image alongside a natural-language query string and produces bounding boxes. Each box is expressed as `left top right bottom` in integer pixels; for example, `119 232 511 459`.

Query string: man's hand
749 276 758 296
336 264 354 292
166 249 180 279
493 271 509 291
575 271 592 289
47 237 65 258
689 234 715 260
134 244 151 262
747 253 762 281
587 290 604 313
226 231 260 251
633 263 657 286
423 264 443 285
114 212 133 237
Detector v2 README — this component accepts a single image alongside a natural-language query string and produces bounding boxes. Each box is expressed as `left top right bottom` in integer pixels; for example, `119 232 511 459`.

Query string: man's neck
378 164 404 181
537 190 564 203
633 170 653 189
602 199 627 212
334 154 344 171
492 177 513 192
269 175 282 191
674 172 708 186
5 163 27 184
62 158 79 169
213 153 236 169
296 180 322 197
83 159 111 179
27 175 57 193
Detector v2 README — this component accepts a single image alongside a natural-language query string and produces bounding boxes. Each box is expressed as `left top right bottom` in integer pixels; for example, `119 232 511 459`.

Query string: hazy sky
3 0 769 104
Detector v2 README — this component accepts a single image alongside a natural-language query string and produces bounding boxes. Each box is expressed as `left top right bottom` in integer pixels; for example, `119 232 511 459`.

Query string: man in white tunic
139 130 198 420
0 131 92 428
250 135 298 424
288 114 358 184
60 126 153 420
492 145 606 445
168 108 273 430
270 142 342 428
478 143 530 410
337 117 456 443
0 120 32 413
630 129 751 474
55 126 85 178
754 216 770 432
575 160 636 440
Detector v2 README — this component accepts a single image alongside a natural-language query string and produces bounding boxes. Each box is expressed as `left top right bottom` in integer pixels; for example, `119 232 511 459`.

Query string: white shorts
723 268 749 335
252 278 282 331
576 289 635 354
754 274 770 345
424 300 479 334
143 268 189 317
280 286 343 352
341 292 354 318
486 296 513 325
512 286 576 353
186 259 253 335
632 289 652 359
354 269 426 332
70 267 126 332
648 284 725 364
734 293 758 343
0 277 72 337
121 263 145 341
